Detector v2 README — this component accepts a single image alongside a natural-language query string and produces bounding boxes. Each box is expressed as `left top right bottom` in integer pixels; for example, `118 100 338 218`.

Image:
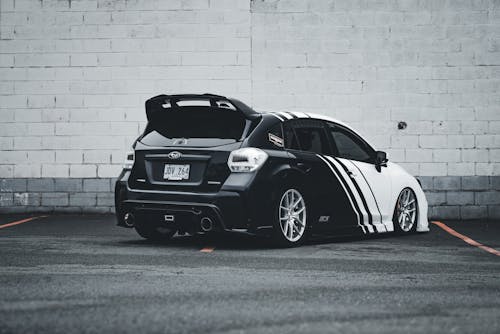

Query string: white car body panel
267 110 430 234
386 162 430 232
348 159 394 232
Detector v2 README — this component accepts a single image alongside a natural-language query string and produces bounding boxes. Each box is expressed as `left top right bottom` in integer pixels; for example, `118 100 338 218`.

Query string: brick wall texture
1 0 499 219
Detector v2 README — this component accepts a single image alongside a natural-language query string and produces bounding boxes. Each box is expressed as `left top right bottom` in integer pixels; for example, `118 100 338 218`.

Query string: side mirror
375 151 388 172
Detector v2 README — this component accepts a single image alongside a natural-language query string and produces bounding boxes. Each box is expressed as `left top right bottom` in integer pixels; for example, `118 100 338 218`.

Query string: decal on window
268 133 284 147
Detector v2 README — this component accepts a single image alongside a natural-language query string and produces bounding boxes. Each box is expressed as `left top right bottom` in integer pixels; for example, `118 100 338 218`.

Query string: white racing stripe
343 160 385 231
269 113 284 121
268 111 308 121
326 156 374 233
317 155 365 233
289 111 309 118
278 112 294 120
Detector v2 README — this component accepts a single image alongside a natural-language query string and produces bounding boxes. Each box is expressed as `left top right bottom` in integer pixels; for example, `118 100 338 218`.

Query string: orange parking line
432 221 500 257
0 216 46 229
200 247 215 253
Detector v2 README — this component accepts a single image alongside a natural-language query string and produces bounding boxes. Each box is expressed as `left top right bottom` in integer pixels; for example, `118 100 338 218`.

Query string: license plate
163 164 190 180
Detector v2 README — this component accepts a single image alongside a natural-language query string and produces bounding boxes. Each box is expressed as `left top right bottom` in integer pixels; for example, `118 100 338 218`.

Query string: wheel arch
264 164 319 228
268 164 311 199
388 162 430 232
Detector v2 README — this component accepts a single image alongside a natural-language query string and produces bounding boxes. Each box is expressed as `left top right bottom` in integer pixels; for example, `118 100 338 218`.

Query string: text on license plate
163 164 190 180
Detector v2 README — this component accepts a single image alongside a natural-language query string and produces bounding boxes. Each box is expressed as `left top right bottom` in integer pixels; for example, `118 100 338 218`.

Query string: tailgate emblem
167 151 182 159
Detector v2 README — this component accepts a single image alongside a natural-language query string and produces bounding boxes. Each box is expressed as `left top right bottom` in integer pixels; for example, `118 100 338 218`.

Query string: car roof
260 111 377 152
261 111 358 133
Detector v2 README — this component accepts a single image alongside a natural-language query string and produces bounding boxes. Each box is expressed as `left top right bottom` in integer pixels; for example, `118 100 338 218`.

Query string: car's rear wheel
135 222 176 242
393 187 418 233
272 188 308 247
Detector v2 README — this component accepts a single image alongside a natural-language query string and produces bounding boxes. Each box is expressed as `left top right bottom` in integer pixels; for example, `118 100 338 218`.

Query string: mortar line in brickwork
250 4 254 108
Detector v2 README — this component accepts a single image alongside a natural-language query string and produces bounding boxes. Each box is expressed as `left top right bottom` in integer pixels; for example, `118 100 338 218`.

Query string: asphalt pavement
0 214 499 334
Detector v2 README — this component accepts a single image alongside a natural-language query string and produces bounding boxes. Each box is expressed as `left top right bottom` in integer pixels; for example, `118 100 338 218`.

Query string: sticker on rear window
268 133 284 147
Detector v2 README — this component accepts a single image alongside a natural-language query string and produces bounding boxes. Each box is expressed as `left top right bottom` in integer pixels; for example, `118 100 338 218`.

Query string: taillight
227 148 268 173
123 151 134 170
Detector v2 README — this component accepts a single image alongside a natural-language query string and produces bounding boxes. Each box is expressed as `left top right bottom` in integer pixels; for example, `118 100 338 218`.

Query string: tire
271 187 308 247
134 222 176 242
393 187 418 234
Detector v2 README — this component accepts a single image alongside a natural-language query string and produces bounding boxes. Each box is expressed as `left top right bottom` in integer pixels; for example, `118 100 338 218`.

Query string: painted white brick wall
251 0 500 177
0 0 251 178
0 0 499 179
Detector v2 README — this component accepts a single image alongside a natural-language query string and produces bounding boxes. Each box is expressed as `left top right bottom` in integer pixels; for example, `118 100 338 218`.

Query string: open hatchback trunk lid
129 94 261 193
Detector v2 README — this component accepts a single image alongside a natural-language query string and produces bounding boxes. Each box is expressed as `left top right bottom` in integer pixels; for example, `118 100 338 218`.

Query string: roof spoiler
145 93 259 121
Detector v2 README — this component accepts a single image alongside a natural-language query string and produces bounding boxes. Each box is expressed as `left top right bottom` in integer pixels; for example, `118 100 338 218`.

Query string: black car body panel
116 94 273 234
115 93 429 240
114 94 363 236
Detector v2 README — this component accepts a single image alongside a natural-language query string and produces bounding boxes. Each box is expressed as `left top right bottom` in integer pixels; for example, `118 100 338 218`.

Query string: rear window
140 107 248 147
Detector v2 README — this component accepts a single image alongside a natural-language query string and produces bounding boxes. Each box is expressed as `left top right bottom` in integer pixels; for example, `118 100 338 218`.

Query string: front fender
389 162 430 232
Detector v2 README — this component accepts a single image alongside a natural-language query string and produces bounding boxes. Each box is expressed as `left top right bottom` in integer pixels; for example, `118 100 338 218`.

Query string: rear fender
266 165 313 213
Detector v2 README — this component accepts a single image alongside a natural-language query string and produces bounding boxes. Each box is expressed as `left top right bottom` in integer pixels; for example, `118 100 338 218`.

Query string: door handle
346 170 357 179
295 162 312 173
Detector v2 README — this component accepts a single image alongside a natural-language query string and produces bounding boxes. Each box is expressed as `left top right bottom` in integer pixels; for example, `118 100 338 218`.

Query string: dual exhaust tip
124 212 214 232
200 217 213 232
124 212 135 227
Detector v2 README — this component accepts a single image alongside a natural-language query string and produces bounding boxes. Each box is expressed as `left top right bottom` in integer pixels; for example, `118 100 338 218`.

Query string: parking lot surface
0 214 499 334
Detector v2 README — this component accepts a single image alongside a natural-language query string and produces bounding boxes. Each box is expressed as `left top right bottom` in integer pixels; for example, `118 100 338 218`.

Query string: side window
294 127 329 154
284 124 300 150
284 120 330 155
329 125 373 162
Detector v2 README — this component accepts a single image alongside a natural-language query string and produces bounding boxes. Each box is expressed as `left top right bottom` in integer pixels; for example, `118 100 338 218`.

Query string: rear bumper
115 170 264 233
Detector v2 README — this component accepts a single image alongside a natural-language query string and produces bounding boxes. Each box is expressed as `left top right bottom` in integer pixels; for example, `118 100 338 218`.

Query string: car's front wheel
135 222 176 242
393 187 418 234
272 188 308 247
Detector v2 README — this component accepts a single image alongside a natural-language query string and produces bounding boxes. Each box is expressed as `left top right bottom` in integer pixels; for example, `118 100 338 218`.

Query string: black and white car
115 94 429 246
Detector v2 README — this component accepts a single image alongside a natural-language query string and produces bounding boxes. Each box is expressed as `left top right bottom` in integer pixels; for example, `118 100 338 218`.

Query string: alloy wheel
279 189 307 242
396 188 417 232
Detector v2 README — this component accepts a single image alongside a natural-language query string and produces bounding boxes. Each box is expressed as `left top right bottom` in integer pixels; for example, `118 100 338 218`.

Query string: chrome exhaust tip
124 212 135 227
200 217 213 232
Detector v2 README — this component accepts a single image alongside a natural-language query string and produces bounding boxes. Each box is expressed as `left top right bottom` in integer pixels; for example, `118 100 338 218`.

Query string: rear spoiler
145 93 259 121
